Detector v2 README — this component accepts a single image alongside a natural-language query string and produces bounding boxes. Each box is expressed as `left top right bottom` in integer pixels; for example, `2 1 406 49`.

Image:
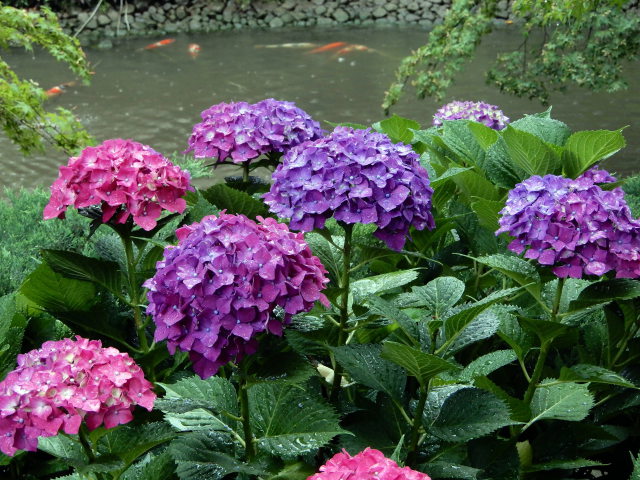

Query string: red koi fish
144 38 175 50
45 81 76 97
335 44 373 56
307 41 347 54
188 43 201 58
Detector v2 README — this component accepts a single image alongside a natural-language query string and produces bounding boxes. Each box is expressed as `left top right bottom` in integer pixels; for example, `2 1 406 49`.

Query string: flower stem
330 223 353 402
239 374 256 462
120 232 149 353
78 424 96 463
242 161 250 184
407 386 428 466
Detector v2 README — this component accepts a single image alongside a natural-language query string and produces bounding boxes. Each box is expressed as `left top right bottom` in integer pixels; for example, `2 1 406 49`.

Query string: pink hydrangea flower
144 212 330 378
308 448 431 480
43 139 192 231
0 336 155 456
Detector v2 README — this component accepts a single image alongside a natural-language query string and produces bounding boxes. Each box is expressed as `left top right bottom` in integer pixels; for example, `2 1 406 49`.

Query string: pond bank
59 0 514 46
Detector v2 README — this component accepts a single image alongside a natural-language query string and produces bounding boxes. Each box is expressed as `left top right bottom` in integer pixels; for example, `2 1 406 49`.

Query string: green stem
523 340 550 405
120 232 149 353
242 161 250 183
551 277 565 317
407 386 428 466
239 376 256 462
330 223 353 402
610 320 640 369
78 425 96 463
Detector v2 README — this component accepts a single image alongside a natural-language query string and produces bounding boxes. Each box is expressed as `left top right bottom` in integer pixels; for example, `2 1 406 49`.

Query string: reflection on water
1 25 638 189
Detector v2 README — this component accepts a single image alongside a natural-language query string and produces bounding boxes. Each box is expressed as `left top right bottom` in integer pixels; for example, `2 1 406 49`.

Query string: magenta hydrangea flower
0 336 155 456
497 168 640 278
144 212 330 379
433 100 509 130
43 139 192 231
184 98 323 164
263 126 435 251
308 447 432 480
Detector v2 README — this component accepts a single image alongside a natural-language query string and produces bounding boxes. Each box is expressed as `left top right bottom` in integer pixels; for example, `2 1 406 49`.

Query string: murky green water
1 25 638 189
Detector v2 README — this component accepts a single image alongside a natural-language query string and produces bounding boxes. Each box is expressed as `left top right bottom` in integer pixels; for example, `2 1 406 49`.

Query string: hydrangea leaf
121 452 175 480
475 253 541 296
170 432 265 480
631 452 640 480
454 169 501 202
40 249 124 299
248 383 346 459
350 269 418 301
156 376 239 436
501 126 562 176
441 120 488 167
397 276 465 317
365 296 429 348
470 198 504 232
372 114 421 144
333 344 406 401
518 318 573 344
97 422 176 466
418 461 481 479
201 184 270 219
474 376 531 423
38 435 88 468
523 458 606 473
457 349 517 382
484 138 528 188
562 129 626 178
0 294 27 378
570 279 640 309
560 365 637 389
381 341 458 387
525 380 594 430
304 232 343 282
428 388 516 442
467 121 499 150
429 166 474 188
446 305 505 354
510 113 571 146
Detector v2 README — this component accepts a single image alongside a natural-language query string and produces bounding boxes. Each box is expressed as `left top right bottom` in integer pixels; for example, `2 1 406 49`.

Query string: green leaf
251 351 315 385
570 279 640 309
156 376 239 435
98 422 175 466
304 232 343 282
501 126 561 176
419 461 480 479
441 120 487 166
526 380 594 429
350 270 418 300
471 198 504 232
562 129 626 178
333 344 406 400
249 383 346 459
560 364 637 389
201 184 269 219
0 294 28 378
365 295 428 347
524 458 606 473
429 388 516 442
170 432 263 480
474 376 530 423
398 276 465 317
121 452 175 480
442 287 519 352
458 350 517 382
381 341 458 387
41 249 123 296
468 121 499 150
38 435 87 468
269 461 317 480
447 306 505 354
372 114 420 144
430 166 473 188
518 317 572 344
454 170 500 202
510 113 571 146
485 138 526 188
20 263 96 313
630 452 640 480
476 254 542 301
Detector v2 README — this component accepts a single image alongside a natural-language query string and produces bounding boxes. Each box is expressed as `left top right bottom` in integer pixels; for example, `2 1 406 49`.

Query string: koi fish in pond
45 81 76 97
188 43 201 58
334 44 374 56
254 42 318 49
144 38 175 50
307 41 347 54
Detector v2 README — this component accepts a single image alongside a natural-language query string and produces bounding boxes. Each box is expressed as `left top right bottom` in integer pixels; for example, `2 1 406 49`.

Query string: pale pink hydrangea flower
44 139 192 231
308 448 431 480
0 336 155 456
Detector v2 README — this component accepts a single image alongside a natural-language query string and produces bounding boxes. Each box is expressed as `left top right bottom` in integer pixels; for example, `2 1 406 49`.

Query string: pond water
1 25 639 190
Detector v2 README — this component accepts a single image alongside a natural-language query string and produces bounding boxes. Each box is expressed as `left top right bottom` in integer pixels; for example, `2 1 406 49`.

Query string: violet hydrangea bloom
0 336 155 456
433 100 509 130
308 447 432 480
43 139 192 231
497 168 640 278
184 98 323 164
263 126 435 251
144 212 330 379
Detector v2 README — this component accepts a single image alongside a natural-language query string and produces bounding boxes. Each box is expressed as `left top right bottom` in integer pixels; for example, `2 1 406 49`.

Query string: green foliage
0 5 93 154
384 0 640 109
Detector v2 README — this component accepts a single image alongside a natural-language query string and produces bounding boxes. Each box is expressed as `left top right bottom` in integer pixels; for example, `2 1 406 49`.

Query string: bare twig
73 0 103 38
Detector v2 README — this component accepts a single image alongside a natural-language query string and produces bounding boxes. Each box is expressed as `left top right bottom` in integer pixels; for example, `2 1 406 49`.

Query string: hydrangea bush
432 100 509 130
3 104 640 480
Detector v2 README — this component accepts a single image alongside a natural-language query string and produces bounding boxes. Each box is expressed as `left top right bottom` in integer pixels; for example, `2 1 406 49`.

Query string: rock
404 13 419 22
312 0 324 5
151 11 166 23
210 2 225 13
407 2 419 11
315 5 327 15
269 17 284 28
96 38 113 49
372 7 387 17
163 2 172 11
165 21 179 32
97 14 111 26
317 16 334 25
123 3 135 14
107 8 120 22
77 12 90 23
358 8 372 19
175 5 187 19
280 12 294 24
189 18 201 30
385 2 398 11
281 0 296 9
333 7 349 22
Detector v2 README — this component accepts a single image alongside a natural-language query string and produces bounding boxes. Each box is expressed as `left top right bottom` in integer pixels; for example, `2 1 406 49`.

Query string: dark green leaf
501 125 561 176
571 279 640 309
510 113 571 146
526 380 594 429
419 461 480 479
560 364 637 389
98 422 175 466
350 270 418 300
201 184 269 219
524 458 606 473
398 276 465 317
381 341 458 387
458 350 517 382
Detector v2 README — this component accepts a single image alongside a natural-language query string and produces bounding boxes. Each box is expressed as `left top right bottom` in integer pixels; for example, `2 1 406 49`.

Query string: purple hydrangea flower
144 212 329 378
263 126 435 251
497 168 640 278
184 99 323 164
433 100 509 130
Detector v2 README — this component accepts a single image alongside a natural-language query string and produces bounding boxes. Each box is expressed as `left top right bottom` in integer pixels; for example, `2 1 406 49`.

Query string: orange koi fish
45 81 76 97
307 41 347 54
144 38 175 50
188 43 201 58
335 44 373 56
